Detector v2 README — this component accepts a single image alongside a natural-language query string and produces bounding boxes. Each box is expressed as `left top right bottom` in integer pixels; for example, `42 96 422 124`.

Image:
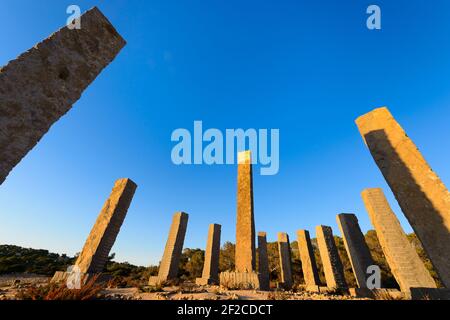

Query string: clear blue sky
1 0 450 266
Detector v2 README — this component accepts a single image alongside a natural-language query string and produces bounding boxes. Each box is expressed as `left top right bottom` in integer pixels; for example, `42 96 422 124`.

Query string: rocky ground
103 286 370 300
0 274 50 300
0 274 372 300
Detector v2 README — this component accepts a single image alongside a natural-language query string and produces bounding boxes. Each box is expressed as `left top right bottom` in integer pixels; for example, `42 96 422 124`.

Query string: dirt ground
0 274 371 300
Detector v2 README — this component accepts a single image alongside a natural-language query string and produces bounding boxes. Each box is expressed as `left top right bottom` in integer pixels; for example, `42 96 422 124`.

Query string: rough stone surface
149 212 189 285
196 224 221 285
297 230 321 287
356 107 450 287
219 271 260 290
277 232 293 289
316 225 347 289
235 150 256 273
361 188 437 292
75 178 137 274
257 232 270 290
0 7 126 185
336 213 374 288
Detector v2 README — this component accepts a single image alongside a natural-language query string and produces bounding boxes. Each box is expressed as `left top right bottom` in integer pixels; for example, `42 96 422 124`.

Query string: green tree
219 242 235 272
178 248 204 280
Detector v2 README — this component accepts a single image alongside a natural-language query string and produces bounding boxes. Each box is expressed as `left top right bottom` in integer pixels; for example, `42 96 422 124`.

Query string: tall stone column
149 212 189 285
356 107 450 287
297 230 321 287
196 224 221 285
316 225 347 289
0 7 126 185
258 232 270 290
336 214 374 288
220 150 260 289
361 188 437 292
235 150 256 273
51 178 137 283
277 232 293 289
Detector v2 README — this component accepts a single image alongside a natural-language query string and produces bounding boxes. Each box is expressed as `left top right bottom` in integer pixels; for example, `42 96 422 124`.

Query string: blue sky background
1 0 450 266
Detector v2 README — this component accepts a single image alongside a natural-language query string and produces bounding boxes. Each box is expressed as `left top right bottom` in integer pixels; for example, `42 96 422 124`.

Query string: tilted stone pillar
277 232 293 289
361 188 437 292
51 178 137 283
356 107 450 287
336 214 374 288
0 7 126 185
76 178 137 274
149 212 189 285
220 151 259 289
258 232 270 290
316 225 347 289
196 224 221 285
297 230 321 287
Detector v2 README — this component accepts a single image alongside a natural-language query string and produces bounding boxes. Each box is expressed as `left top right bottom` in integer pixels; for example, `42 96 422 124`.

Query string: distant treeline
0 231 442 288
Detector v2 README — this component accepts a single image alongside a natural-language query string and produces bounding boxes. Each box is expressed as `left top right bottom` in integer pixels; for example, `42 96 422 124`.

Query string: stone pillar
297 230 321 287
196 224 221 285
356 107 450 287
149 212 189 285
235 150 256 273
0 7 125 185
361 188 437 292
51 178 137 283
76 178 137 274
316 225 347 289
258 232 270 290
277 232 293 289
220 150 260 289
336 214 374 288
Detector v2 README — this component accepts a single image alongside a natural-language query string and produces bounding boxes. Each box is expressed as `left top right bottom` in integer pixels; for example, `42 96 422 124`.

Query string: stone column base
50 271 111 285
305 285 321 293
276 282 293 290
219 271 260 290
258 279 270 291
195 278 218 286
349 287 376 298
148 276 167 286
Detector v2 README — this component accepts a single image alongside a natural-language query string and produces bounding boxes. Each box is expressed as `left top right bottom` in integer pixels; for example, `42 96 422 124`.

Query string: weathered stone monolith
356 107 450 287
235 150 256 273
0 7 126 185
297 230 321 287
361 188 437 292
220 150 260 289
316 225 347 289
51 178 137 283
149 212 189 285
277 232 293 289
196 224 221 285
258 232 270 290
336 214 374 288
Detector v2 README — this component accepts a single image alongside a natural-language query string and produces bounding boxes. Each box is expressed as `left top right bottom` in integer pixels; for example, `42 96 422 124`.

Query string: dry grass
15 275 105 300
220 278 257 290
